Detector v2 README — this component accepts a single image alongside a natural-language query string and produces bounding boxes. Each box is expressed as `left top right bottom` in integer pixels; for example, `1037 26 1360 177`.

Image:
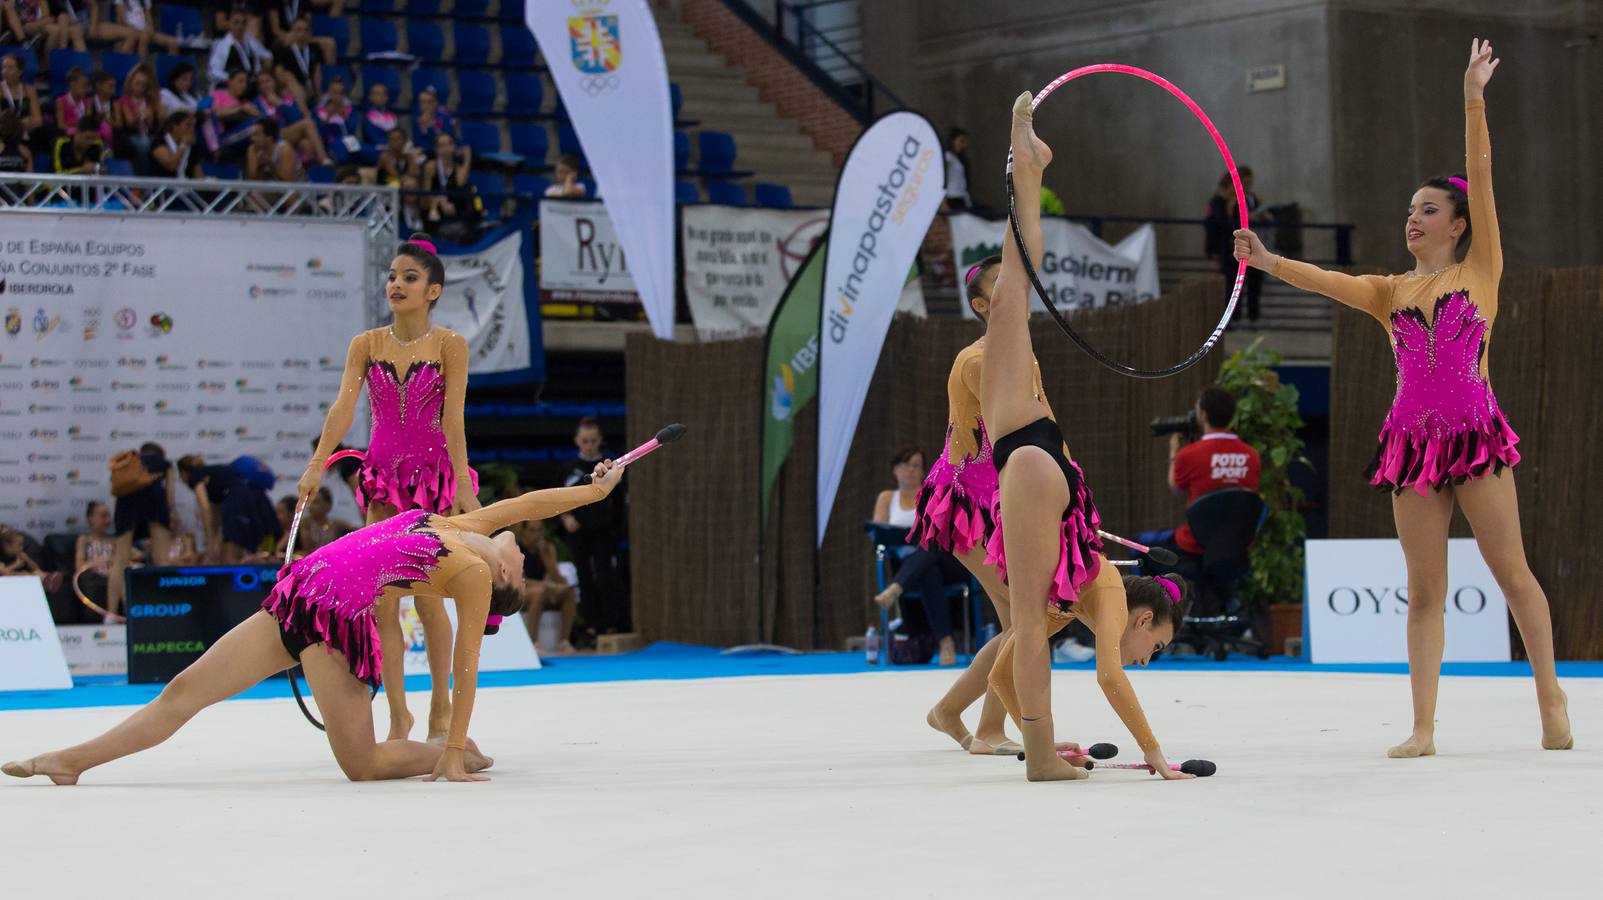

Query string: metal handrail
773 0 903 119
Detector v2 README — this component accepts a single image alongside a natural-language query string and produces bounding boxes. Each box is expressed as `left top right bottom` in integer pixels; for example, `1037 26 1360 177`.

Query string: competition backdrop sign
816 110 943 545
0 215 367 534
430 223 539 381
0 576 72 691
1305 539 1512 664
948 213 1160 314
538 198 640 302
527 0 675 338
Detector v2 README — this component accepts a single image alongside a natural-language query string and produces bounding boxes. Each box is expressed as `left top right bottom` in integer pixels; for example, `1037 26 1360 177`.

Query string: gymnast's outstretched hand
450 478 482 516
1145 746 1194 781
1233 228 1274 270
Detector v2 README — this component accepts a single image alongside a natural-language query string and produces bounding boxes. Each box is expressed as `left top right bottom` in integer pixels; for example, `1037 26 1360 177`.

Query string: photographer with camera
1144 385 1260 569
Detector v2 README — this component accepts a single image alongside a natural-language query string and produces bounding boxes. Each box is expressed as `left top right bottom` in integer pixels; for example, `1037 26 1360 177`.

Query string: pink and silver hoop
1006 64 1247 379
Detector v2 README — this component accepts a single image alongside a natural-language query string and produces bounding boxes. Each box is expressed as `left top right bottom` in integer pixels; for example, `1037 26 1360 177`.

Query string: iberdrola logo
771 365 795 421
68 376 82 386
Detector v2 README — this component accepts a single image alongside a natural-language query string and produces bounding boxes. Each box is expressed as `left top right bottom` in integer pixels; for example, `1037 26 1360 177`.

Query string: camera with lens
1150 410 1199 440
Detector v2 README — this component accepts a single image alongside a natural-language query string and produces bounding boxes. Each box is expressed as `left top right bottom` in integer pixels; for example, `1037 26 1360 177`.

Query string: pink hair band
409 239 439 256
1447 176 1469 194
1154 576 1182 604
964 263 984 285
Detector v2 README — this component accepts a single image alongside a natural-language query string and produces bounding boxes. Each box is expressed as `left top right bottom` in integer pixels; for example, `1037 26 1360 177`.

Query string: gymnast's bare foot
386 707 414 742
1020 717 1087 781
969 732 1024 756
1010 91 1052 172
1387 732 1437 758
2 752 81 785
1541 690 1573 750
927 705 974 750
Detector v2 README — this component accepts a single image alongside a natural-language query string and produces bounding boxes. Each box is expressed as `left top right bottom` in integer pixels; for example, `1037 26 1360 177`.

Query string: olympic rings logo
579 75 620 95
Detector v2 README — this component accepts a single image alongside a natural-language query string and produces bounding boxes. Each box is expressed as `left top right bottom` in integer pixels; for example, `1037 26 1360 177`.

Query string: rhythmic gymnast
913 256 1055 756
981 91 1191 782
2 463 625 785
1234 39 1570 756
298 232 480 744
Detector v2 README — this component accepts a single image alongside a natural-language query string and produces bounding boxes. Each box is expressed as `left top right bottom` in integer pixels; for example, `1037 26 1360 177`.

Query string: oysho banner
1305 539 1512 664
429 228 533 376
538 198 639 302
527 0 675 338
947 213 1160 314
816 110 943 545
0 215 366 534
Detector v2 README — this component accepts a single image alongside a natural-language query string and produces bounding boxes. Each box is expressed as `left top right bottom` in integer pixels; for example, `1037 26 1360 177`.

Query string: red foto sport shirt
1173 432 1261 555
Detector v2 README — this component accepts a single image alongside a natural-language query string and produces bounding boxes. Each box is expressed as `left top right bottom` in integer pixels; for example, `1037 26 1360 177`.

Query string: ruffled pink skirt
1365 398 1521 496
910 423 999 556
357 450 479 516
984 458 1105 609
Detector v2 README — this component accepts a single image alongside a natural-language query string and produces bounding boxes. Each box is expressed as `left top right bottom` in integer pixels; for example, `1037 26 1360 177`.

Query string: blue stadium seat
754 183 794 209
103 159 134 177
410 68 451 105
673 131 689 173
496 1 524 23
457 70 497 116
1 46 39 83
359 19 398 56
556 123 582 158
322 64 353 93
504 73 542 116
360 0 395 13
406 21 446 63
453 23 491 64
455 0 490 17
580 176 597 198
707 180 746 206
99 52 141 86
469 171 505 221
675 180 700 205
409 0 442 14
153 54 189 88
508 123 549 163
202 163 242 180
460 120 503 156
361 66 402 105
513 174 550 198
159 6 205 43
32 154 51 173
49 49 93 97
311 15 350 57
500 26 536 68
306 165 336 184
670 82 682 121
696 130 738 176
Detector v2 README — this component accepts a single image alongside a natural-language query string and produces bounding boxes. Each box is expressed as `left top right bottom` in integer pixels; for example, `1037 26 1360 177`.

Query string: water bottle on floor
865 626 879 665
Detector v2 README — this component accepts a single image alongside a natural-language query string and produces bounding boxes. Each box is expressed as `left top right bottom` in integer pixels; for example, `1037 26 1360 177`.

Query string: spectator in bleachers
52 108 103 172
423 130 479 236
871 446 967 666
54 65 91 134
512 517 577 654
410 85 455 153
110 0 184 55
0 524 49 580
356 80 395 163
943 126 970 210
213 0 265 44
268 7 334 67
88 68 116 140
374 126 415 186
203 67 260 161
73 500 115 611
20 0 86 60
115 63 159 173
69 0 151 54
543 153 587 199
0 53 42 143
297 486 356 552
0 110 31 173
245 116 301 181
208 7 271 90
313 72 359 164
559 417 630 642
151 109 197 178
270 14 322 104
160 61 201 115
252 68 326 164
1204 166 1272 327
398 172 426 230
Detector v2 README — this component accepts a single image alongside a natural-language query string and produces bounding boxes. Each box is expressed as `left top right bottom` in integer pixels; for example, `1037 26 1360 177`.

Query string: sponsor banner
684 206 924 339
0 576 73 691
429 226 533 376
947 213 1160 314
124 565 279 683
537 199 639 302
57 623 128 676
1305 539 1512 663
398 595 541 674
528 0 675 338
816 111 944 545
759 235 825 525
0 216 366 533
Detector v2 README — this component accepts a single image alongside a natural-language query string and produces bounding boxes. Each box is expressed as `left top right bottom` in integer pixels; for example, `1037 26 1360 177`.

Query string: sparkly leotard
1272 101 1516 495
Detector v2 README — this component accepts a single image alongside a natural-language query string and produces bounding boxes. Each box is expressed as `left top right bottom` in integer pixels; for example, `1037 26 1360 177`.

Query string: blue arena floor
3 643 1601 712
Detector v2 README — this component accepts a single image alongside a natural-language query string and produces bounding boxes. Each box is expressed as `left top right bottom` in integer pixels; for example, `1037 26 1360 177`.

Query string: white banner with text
537 199 639 303
0 576 73 691
947 213 1160 315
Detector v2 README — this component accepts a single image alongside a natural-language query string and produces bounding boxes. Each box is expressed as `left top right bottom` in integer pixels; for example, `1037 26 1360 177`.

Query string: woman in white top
112 0 180 54
872 447 969 665
943 127 971 210
160 63 200 116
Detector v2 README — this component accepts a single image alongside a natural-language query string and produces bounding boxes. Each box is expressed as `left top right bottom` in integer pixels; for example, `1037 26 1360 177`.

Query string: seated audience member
512 517 577 654
151 110 199 178
246 117 302 181
73 500 116 610
399 172 427 230
0 53 42 144
55 66 92 135
9 0 86 60
53 109 104 173
355 81 396 165
111 0 184 55
252 68 326 164
295 486 356 553
423 130 478 233
0 525 44 577
0 110 32 174
543 153 586 198
374 127 416 186
871 446 969 667
212 1 266 48
87 69 116 142
204 68 261 162
160 62 202 116
1142 384 1262 568
115 63 160 174
410 86 455 152
76 0 154 54
314 74 360 165
208 8 271 90
270 13 325 103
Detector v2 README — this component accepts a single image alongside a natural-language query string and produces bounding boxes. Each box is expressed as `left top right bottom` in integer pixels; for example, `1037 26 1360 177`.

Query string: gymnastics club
1098 530 1180 566
579 423 688 484
1016 744 1217 777
1016 742 1120 765
283 449 367 569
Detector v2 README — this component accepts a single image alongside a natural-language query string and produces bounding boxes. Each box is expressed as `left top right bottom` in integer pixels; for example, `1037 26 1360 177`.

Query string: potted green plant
1216 339 1309 655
